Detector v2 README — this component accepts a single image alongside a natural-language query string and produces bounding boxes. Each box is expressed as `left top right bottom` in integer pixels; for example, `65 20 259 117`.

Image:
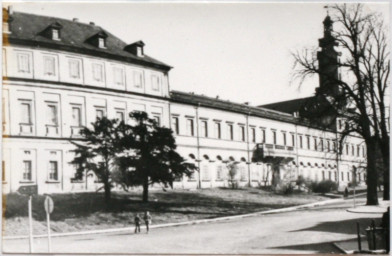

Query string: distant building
2 7 366 194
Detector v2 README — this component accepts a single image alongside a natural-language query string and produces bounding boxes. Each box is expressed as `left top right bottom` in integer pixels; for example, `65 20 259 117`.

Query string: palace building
2 7 366 194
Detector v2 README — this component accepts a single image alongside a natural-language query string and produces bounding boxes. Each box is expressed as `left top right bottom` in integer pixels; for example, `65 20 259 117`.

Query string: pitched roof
170 90 299 123
258 97 315 114
4 10 171 71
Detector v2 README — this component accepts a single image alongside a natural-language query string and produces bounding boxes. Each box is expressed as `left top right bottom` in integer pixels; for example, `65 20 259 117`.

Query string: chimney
8 5 13 15
89 22 95 26
73 18 79 22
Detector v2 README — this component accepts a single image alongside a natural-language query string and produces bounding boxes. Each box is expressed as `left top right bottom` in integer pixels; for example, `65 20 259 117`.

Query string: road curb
3 195 360 240
332 242 354 254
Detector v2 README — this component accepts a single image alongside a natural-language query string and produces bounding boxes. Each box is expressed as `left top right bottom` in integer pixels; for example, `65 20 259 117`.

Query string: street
2 198 384 254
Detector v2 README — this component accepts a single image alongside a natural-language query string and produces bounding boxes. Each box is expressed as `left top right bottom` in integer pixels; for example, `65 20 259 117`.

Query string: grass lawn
2 187 328 236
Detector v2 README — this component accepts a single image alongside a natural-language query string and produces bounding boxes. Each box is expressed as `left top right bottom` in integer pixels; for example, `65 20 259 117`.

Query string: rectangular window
320 139 324 151
346 144 349 155
214 122 221 139
261 129 266 143
98 38 105 48
43 56 56 76
299 135 303 149
48 161 58 181
362 146 366 157
251 127 256 143
322 171 325 180
314 138 317 151
186 119 194 136
92 63 103 82
95 108 105 120
69 59 80 79
200 120 208 138
216 165 223 180
227 124 234 140
115 110 125 122
153 115 161 126
113 67 124 85
347 172 350 181
133 71 143 88
291 134 295 146
282 132 286 146
20 101 32 124
341 172 344 181
17 53 30 73
172 116 179 135
328 171 332 180
327 140 330 151
357 146 360 157
22 160 32 181
151 75 160 91
240 126 245 142
333 141 337 152
273 130 277 144
307 136 310 149
52 29 59 40
352 145 355 156
46 104 58 126
71 106 82 126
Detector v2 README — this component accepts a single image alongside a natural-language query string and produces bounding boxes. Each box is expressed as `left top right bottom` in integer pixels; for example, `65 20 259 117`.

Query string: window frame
48 160 59 181
22 160 32 181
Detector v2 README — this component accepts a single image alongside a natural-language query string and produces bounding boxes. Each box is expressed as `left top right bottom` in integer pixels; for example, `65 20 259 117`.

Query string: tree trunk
104 181 111 207
142 177 149 203
381 140 390 200
366 139 379 205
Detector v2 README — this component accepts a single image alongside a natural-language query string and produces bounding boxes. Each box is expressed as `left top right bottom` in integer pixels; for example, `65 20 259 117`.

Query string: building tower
316 15 342 98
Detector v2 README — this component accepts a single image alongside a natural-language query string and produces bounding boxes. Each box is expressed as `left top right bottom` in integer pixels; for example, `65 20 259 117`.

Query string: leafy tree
293 4 389 204
116 111 197 202
70 117 125 206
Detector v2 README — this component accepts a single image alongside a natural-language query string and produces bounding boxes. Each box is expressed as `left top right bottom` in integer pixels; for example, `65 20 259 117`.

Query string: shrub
310 180 338 193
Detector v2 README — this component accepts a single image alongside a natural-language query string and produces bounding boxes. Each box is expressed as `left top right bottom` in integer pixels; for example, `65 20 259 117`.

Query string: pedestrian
344 187 349 198
134 213 141 233
143 211 152 233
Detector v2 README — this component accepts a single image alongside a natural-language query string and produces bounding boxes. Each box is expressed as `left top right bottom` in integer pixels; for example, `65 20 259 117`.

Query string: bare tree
292 4 389 205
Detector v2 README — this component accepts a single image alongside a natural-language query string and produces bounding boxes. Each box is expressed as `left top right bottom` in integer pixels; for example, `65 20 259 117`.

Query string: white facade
2 11 367 194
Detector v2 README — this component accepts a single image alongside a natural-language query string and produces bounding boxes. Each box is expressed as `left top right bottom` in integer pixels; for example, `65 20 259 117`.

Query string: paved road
2 198 384 254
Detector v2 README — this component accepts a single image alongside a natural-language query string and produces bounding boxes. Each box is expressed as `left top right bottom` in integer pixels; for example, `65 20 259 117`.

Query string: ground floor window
240 165 247 181
22 160 32 181
216 165 223 180
48 161 58 181
202 164 210 181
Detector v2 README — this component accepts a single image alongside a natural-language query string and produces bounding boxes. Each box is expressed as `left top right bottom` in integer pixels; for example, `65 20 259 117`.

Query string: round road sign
44 196 54 214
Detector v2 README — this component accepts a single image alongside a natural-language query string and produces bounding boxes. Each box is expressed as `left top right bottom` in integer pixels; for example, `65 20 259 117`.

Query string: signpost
44 196 54 253
28 196 34 253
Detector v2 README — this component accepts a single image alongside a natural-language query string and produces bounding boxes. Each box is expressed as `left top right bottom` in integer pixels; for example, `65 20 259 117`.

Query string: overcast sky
5 2 389 106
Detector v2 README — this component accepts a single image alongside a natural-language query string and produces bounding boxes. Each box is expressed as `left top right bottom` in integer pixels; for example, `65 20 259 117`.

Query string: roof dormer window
86 31 108 49
40 21 62 41
52 29 60 40
124 41 145 57
2 22 10 34
2 7 13 34
98 37 106 48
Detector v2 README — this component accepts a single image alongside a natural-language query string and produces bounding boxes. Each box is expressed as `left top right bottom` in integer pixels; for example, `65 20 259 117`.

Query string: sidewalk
347 200 389 214
334 198 389 254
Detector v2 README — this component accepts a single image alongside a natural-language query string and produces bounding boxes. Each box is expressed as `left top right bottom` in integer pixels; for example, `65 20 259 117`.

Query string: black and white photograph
1 1 390 254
